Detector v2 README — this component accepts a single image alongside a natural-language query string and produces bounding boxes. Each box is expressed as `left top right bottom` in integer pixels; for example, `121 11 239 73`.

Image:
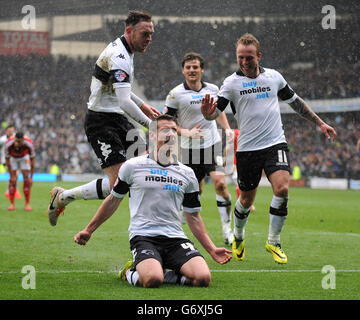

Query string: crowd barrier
229 176 360 191
1 173 359 190
0 173 57 182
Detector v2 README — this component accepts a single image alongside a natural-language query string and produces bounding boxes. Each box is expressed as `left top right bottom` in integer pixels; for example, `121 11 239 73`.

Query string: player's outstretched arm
115 87 152 128
185 211 232 264
130 92 161 120
201 94 219 120
74 194 122 245
140 103 162 120
289 96 337 141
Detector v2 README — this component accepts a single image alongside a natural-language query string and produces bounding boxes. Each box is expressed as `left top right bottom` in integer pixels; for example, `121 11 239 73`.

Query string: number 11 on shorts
278 150 288 164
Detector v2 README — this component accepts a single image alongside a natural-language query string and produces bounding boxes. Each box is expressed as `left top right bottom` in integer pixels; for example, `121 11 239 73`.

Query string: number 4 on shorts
181 242 195 251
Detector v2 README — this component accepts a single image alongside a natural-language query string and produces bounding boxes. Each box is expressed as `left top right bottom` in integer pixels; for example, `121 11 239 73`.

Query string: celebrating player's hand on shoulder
140 103 161 120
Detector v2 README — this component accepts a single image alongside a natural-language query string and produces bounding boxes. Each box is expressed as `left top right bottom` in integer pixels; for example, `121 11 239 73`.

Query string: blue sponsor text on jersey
150 168 168 177
242 81 257 88
256 92 270 99
190 94 204 105
146 169 183 192
239 84 271 99
191 94 204 99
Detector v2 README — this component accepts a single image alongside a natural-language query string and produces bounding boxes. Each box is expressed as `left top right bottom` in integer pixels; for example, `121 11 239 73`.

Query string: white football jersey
111 154 201 240
165 81 221 149
87 36 134 114
217 67 297 151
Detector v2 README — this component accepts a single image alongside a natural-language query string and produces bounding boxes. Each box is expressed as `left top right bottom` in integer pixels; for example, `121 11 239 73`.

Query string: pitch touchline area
1 269 360 274
211 269 360 273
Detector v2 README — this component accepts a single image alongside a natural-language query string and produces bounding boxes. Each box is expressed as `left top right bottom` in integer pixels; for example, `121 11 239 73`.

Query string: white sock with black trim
268 195 288 245
59 177 111 205
233 198 251 240
216 194 232 223
126 269 140 286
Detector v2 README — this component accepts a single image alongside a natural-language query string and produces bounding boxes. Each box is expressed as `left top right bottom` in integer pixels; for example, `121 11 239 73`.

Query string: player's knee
192 272 211 287
239 197 253 209
274 184 288 197
142 274 163 288
214 180 227 194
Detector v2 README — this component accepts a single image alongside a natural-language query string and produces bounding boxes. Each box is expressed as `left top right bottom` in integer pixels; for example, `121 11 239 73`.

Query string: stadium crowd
107 16 360 101
1 17 359 179
283 112 360 180
0 54 99 174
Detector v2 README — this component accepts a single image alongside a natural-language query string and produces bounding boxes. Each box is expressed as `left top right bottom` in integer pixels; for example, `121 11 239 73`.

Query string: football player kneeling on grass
74 115 232 288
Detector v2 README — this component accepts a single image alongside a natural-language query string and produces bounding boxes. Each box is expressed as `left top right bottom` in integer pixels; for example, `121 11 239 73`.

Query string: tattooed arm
289 96 337 141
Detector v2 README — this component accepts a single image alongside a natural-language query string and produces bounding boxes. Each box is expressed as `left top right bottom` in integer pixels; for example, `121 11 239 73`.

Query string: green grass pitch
0 181 359 300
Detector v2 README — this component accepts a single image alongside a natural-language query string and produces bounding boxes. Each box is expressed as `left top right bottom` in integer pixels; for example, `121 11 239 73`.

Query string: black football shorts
84 110 147 169
129 235 204 273
180 142 224 183
236 143 291 192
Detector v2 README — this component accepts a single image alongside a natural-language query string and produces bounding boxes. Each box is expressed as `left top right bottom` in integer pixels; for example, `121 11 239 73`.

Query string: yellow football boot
232 236 245 261
265 241 288 264
118 260 133 281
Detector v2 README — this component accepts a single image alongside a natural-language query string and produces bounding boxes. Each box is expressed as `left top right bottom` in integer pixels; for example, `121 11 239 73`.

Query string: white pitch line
211 269 360 273
1 269 360 274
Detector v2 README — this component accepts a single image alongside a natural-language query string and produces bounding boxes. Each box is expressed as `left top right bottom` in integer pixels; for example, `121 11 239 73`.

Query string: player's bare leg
236 184 255 211
22 169 32 211
209 170 233 245
179 256 211 287
7 171 17 211
120 258 164 288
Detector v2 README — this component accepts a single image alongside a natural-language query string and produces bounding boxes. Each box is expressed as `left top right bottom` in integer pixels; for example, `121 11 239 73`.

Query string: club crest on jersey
114 70 127 82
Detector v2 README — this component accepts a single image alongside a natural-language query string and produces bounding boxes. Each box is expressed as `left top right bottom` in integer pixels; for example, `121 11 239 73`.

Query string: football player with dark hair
47 10 161 226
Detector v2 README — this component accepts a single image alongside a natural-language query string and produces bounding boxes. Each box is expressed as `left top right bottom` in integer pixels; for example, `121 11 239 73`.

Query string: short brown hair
149 114 178 133
236 33 260 55
125 10 152 27
181 52 204 69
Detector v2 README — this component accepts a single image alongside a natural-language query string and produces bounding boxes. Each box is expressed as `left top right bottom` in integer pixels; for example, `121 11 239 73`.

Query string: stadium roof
1 0 359 20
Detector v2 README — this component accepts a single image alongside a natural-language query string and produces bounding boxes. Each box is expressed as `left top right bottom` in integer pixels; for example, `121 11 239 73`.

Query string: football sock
233 198 250 240
163 270 187 285
125 269 140 286
216 194 232 223
60 177 111 205
23 179 31 204
268 195 288 245
9 180 16 205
